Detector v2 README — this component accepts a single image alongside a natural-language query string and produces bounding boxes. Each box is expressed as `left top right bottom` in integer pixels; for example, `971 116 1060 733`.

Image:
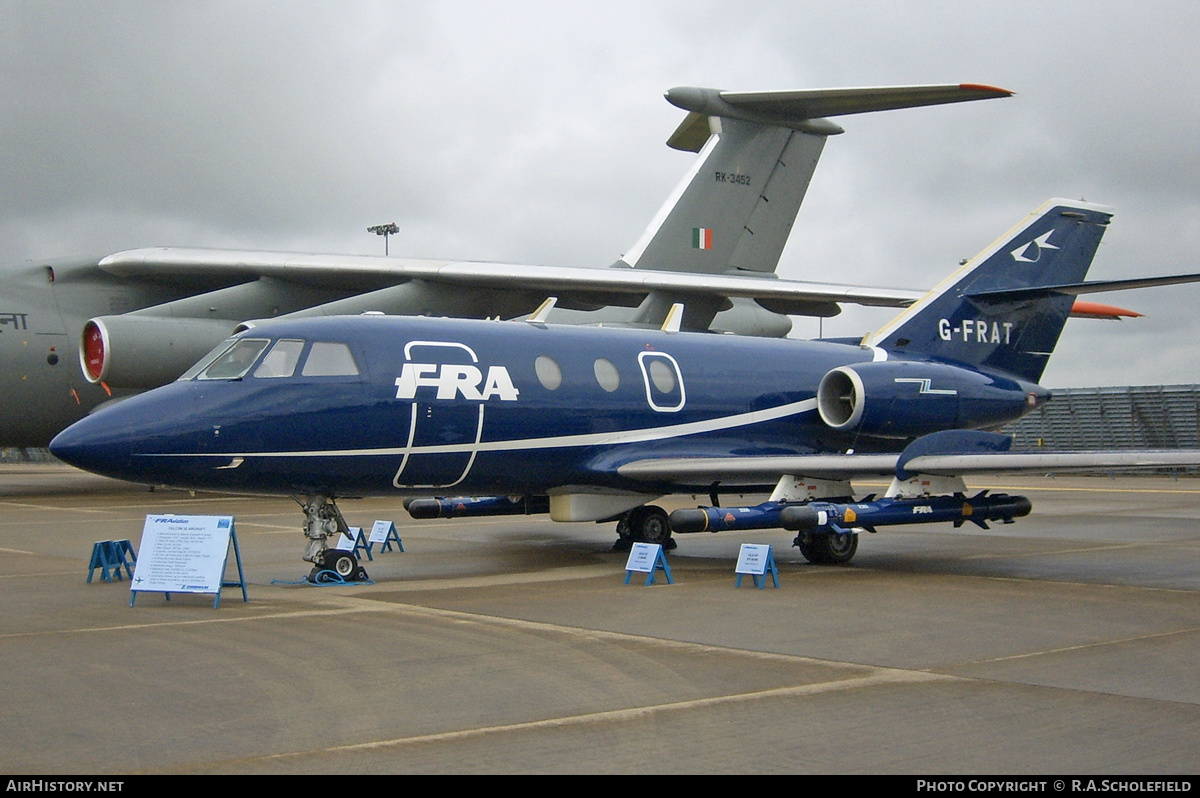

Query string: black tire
796 531 857 565
630 505 675 549
324 550 359 579
612 515 634 551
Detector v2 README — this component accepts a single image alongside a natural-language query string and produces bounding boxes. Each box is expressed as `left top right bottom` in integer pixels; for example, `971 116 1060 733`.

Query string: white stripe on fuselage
142 397 819 459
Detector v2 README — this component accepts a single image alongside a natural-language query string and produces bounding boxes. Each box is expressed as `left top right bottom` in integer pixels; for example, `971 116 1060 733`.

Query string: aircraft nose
50 384 216 487
49 412 131 479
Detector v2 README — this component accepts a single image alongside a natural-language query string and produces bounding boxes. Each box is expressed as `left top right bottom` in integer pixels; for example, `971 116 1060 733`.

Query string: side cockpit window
195 339 271 380
301 342 360 377
254 339 305 378
179 337 238 381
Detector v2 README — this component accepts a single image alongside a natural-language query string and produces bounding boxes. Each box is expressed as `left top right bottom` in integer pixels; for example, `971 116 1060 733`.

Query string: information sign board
133 515 235 594
368 520 393 545
335 529 359 551
131 515 246 607
624 542 659 573
734 543 779 589
735 543 772 576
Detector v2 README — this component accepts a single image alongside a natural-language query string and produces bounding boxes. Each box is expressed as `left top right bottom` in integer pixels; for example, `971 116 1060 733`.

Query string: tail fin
618 84 1012 277
618 113 827 276
863 199 1114 382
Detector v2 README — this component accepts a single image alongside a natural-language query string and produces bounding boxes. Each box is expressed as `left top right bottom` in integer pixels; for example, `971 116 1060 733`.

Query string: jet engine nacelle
816 360 1041 439
81 315 237 389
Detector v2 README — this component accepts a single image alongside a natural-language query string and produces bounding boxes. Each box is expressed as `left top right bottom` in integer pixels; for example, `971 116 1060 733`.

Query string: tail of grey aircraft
862 199 1114 382
619 84 1012 276
617 84 1012 330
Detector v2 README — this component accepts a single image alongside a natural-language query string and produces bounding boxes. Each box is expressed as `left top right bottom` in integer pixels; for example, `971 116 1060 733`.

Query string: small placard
734 543 778 589
623 542 673 585
624 542 660 573
133 515 234 594
735 543 771 576
334 528 360 551
369 520 394 544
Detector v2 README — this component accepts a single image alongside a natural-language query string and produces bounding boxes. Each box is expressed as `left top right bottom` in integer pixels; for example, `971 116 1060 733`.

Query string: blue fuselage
49 315 1040 498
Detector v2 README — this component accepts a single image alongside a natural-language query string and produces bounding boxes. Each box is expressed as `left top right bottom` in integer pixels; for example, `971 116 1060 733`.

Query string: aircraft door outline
638 351 686 412
392 340 485 489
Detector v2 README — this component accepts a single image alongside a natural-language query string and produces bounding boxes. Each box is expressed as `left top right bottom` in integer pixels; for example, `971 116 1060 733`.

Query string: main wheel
629 505 675 549
795 531 857 564
612 515 634 551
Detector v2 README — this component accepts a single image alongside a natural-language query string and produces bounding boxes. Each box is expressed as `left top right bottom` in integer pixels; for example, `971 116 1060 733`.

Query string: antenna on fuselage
660 303 685 333
526 296 558 324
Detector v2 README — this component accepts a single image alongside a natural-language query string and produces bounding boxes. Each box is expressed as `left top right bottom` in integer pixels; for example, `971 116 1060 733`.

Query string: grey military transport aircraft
1 83 1027 447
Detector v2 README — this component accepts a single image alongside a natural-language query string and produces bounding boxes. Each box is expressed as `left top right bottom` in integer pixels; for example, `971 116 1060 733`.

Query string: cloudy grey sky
3 0 1198 387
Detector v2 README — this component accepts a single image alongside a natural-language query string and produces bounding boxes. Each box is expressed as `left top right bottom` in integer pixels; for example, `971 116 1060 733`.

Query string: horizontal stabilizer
970 272 1200 303
665 83 1012 152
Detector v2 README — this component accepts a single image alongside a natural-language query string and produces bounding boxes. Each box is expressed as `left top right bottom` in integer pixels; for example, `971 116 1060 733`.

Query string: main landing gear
792 530 858 565
614 505 676 552
301 495 370 583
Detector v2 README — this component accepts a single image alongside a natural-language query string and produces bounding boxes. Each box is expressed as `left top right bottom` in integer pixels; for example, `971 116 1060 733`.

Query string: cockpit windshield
178 338 237 381
196 339 271 380
177 337 360 381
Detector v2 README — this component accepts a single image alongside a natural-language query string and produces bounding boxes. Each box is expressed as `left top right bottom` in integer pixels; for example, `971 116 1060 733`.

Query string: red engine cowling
79 316 237 389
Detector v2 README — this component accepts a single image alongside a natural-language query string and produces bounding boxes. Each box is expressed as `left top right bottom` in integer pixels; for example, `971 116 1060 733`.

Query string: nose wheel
309 549 370 583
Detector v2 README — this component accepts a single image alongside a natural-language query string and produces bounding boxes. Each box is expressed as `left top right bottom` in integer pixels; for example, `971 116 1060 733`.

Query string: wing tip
958 83 1014 97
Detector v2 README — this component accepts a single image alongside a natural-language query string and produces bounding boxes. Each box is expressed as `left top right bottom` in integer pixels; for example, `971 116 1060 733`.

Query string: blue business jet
50 199 1200 580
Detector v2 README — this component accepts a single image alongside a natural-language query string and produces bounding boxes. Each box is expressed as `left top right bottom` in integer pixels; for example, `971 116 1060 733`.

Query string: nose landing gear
301 495 370 583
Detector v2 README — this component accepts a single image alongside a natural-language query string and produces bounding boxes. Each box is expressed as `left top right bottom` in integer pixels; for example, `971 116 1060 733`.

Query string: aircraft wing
98 247 924 313
617 454 901 483
616 449 1200 486
898 450 1200 475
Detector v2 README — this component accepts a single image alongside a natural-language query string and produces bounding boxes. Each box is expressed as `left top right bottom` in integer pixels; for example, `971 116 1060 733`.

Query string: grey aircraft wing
97 247 924 316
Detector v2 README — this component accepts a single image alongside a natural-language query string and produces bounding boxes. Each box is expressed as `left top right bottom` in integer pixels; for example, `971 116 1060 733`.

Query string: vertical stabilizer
863 199 1114 382
619 118 828 275
617 83 1012 280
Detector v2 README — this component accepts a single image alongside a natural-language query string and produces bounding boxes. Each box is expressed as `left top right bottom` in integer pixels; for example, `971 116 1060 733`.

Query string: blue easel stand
351 528 373 562
624 545 674 586
377 522 404 553
735 547 779 589
87 540 136 583
220 526 249 607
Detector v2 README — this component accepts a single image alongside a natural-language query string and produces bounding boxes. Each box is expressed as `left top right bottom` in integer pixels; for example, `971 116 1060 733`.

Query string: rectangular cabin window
301 342 360 377
254 339 305 378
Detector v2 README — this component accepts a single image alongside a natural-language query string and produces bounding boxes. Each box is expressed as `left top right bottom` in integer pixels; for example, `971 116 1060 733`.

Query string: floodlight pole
367 222 399 256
